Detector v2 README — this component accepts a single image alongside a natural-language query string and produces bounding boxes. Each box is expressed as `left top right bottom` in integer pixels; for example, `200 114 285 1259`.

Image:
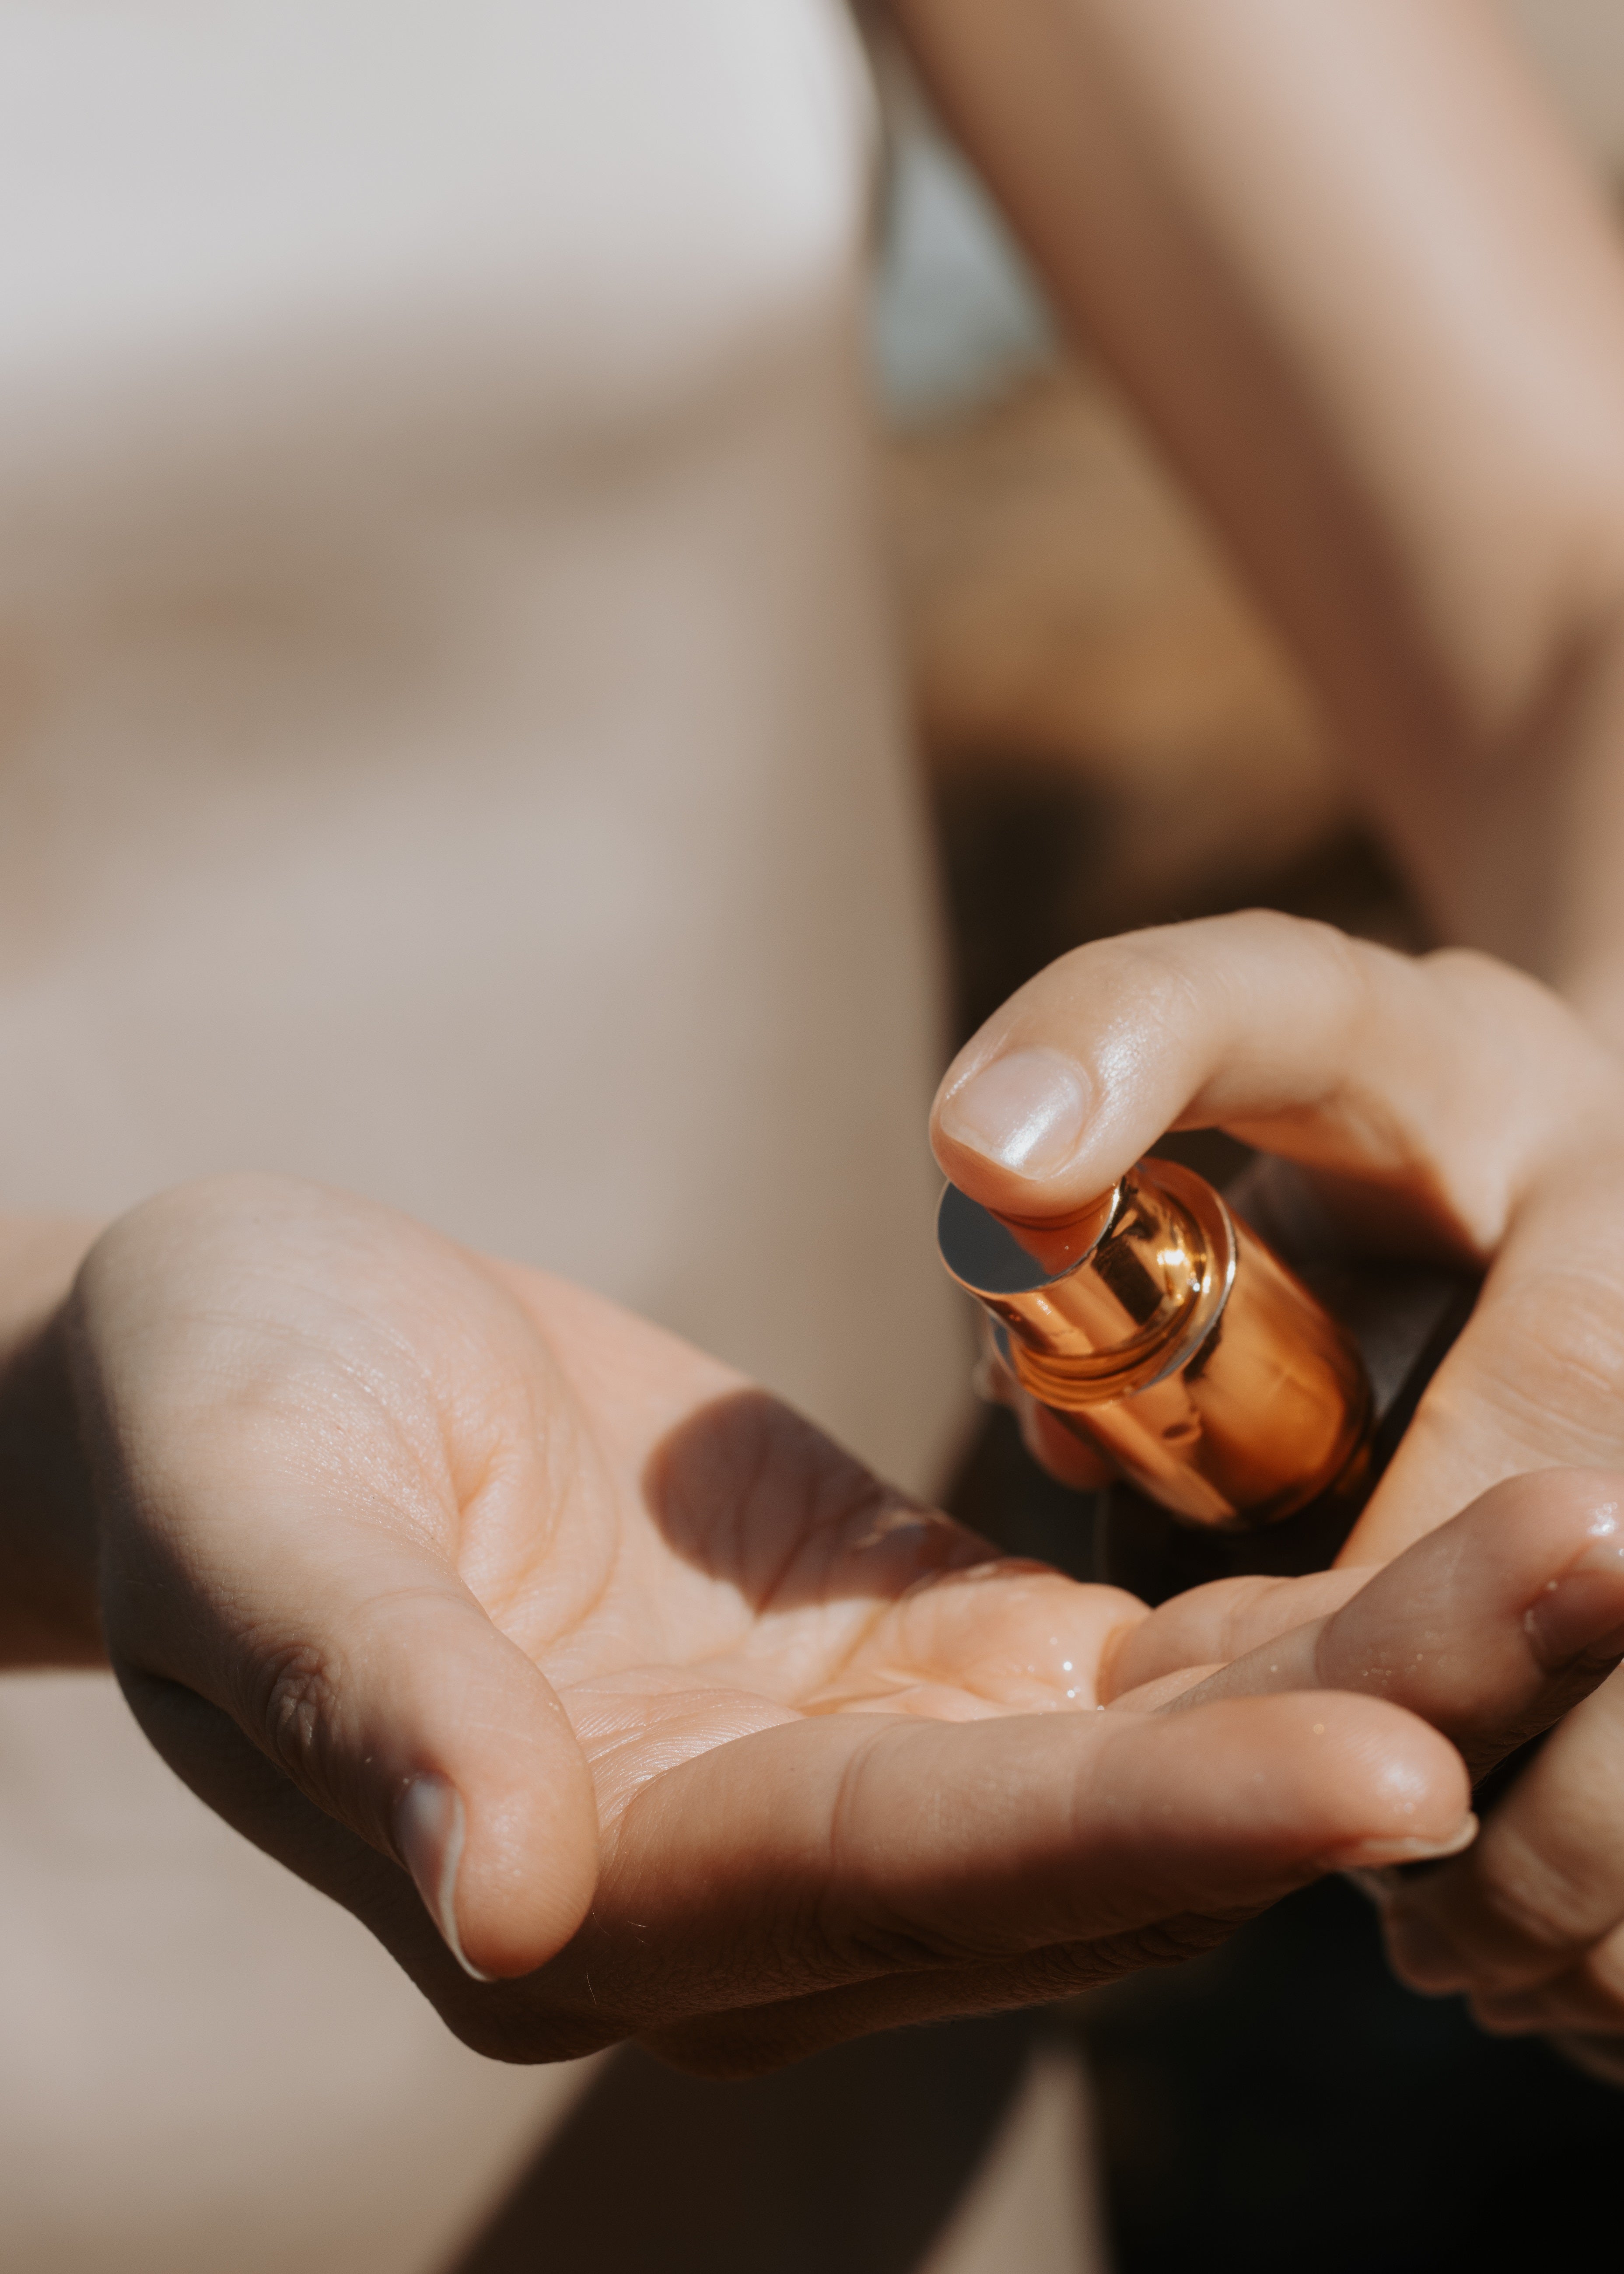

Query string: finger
1379 1661 1624 1999
1015 1382 1116 1491
928 915 1624 1545
112 1562 597 1983
929 914 1614 1244
71 1184 601 1980
117 1674 609 2062
976 1340 1113 1489
1470 1921 1624 2037
524 1689 1472 2035
1343 1154 1624 1558
1152 1472 1624 1777
1105 1569 1365 1698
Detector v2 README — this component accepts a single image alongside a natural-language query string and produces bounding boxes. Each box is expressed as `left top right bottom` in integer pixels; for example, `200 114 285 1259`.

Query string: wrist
0 1217 109 1667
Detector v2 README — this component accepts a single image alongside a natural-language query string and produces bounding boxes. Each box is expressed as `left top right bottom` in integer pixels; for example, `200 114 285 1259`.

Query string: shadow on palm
74 1181 1624 2077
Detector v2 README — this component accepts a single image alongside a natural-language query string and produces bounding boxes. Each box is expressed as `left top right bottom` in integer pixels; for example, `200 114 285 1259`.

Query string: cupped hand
930 911 1624 2047
45 1172 1624 2069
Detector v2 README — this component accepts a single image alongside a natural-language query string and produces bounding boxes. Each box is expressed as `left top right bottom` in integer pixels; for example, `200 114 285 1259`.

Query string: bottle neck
981 1164 1233 1403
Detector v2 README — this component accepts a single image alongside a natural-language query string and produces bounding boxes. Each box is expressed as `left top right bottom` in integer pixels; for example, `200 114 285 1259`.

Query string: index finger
929 913 1615 1253
525 1688 1472 2044
1344 1152 1624 1557
930 915 1624 1556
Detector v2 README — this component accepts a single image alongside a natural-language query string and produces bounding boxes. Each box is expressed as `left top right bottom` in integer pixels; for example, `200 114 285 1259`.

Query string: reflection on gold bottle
937 1159 1371 1531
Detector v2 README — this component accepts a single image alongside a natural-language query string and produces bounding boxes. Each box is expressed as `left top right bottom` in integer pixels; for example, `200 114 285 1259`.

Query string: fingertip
1328 1467 1624 1722
1320 1687 1472 1815
1523 1537 1624 1671
459 1709 602 1980
932 1044 1095 1209
1337 1464 1624 1664
400 1743 598 1983
355 1594 599 1981
1473 1467 1624 1535
1323 1811 1479 1874
1176 1691 1473 1863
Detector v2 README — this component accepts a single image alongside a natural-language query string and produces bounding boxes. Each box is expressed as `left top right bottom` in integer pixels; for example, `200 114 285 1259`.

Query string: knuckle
1047 936 1183 1032
1241 906 1374 1007
243 1633 347 1789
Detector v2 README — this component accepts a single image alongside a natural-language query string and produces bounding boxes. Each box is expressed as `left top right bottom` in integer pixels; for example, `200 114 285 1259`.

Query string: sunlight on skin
466 1262 1153 1824
40 1174 1624 2067
928 912 1624 2041
928 916 1624 1565
463 1260 1624 1861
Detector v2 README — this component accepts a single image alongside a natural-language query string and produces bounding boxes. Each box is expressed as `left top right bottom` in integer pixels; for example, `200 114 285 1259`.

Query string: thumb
1152 1470 1624 1780
108 1524 598 1981
66 1175 601 1982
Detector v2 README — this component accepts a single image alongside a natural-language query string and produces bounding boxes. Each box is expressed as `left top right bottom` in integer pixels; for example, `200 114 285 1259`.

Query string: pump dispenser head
938 1157 1370 1531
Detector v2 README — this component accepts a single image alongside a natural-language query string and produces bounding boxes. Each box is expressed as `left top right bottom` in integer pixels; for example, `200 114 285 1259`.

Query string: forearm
892 0 1624 1033
0 1217 107 1666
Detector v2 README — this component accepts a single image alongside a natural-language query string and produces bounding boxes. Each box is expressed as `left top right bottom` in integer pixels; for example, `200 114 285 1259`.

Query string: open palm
64 1176 1624 2072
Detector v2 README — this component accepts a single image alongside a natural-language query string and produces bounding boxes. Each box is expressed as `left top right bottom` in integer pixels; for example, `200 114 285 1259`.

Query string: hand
930 910 1624 2047
28 1170 1623 2069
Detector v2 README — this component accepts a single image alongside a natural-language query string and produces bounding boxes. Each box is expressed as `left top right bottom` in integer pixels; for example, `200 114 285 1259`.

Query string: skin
2 0 1623 2080
894 0 1624 2057
3 1170 1623 2074
892 0 1624 1046
932 911 1624 2048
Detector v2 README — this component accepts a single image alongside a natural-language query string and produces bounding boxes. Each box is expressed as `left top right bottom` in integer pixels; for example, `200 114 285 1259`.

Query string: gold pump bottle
937 1157 1372 1531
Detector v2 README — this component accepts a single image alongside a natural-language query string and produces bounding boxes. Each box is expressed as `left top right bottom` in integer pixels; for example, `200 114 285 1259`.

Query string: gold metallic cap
937 1167 1232 1404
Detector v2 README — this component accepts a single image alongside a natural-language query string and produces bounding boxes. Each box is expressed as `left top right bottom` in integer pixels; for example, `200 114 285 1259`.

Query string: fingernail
396 1773 493 1983
1383 1906 1468 1991
938 1047 1091 1178
1323 1813 1478 1874
1524 1530 1624 1668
